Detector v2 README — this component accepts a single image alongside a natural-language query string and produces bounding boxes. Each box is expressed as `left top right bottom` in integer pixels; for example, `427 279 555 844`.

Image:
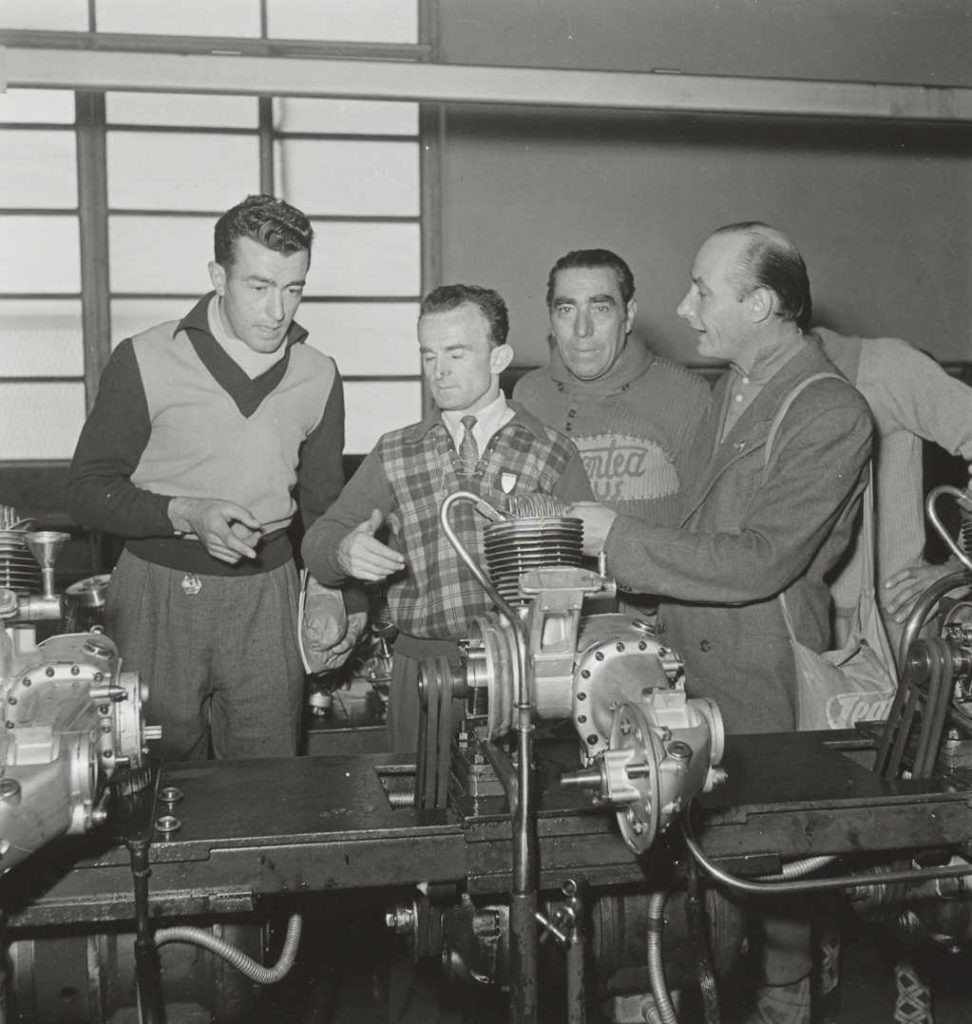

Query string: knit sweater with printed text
513 339 711 525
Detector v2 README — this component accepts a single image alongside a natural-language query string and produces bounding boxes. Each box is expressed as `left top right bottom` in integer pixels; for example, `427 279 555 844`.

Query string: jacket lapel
679 345 832 527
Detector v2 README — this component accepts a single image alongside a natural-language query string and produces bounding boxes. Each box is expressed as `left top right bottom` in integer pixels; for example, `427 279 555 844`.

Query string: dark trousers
107 550 304 761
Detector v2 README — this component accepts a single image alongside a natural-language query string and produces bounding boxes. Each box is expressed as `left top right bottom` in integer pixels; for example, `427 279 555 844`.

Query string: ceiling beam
2 45 971 123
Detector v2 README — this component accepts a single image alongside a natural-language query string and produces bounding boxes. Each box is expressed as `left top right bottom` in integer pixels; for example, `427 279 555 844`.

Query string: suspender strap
763 372 846 468
769 371 878 623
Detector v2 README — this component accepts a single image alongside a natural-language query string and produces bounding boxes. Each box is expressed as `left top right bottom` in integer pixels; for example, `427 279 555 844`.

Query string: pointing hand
337 509 406 582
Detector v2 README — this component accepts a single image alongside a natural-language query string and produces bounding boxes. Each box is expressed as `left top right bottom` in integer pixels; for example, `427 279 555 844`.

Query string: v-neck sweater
67 293 345 576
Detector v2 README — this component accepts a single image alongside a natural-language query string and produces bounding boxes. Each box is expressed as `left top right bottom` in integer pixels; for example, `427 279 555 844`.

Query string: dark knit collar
548 336 656 397
176 292 309 418
176 292 309 347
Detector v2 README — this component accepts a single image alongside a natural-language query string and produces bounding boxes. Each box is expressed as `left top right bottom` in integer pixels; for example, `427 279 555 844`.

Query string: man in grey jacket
573 222 873 1024
574 222 872 734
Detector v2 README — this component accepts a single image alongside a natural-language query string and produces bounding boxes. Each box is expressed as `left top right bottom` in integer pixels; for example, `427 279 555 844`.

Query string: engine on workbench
429 491 727 855
0 526 157 873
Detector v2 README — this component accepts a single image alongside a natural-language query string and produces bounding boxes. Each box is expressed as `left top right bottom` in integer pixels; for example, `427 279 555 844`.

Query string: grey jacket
604 342 873 733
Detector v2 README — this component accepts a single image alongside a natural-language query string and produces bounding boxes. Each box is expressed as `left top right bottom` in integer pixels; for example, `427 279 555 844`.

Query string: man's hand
337 509 406 582
883 562 959 622
570 501 619 557
168 496 263 565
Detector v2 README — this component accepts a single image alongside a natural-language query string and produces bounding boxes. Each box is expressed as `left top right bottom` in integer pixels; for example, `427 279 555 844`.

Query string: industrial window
0 88 84 461
0 0 424 467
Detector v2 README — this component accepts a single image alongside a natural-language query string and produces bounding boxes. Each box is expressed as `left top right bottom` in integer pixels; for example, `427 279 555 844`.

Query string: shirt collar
403 398 551 446
440 393 511 446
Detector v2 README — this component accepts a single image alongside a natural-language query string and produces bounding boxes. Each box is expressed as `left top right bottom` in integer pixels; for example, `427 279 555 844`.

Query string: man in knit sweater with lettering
67 195 355 762
302 284 593 753
513 249 711 529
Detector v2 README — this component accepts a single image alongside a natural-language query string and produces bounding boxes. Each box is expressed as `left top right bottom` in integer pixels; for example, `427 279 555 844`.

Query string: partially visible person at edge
571 222 873 1024
66 194 361 762
301 284 593 754
512 248 711 594
812 326 972 657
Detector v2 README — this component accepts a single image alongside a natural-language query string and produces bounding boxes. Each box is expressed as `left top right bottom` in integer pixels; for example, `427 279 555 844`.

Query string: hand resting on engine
569 501 619 557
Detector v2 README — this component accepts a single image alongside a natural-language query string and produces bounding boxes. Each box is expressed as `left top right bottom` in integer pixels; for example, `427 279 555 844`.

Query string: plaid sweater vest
379 418 579 639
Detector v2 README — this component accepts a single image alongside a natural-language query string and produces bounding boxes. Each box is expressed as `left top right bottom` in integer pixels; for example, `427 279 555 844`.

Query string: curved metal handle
926 485 972 574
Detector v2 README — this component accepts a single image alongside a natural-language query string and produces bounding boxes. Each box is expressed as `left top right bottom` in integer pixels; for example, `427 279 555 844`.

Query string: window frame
0 1 439 482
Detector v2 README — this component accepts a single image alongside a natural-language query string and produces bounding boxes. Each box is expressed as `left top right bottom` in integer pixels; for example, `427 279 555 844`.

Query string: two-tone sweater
66 293 345 576
301 404 594 639
512 339 711 526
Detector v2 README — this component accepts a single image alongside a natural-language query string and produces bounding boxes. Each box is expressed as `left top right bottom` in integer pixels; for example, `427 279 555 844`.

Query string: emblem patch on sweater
575 434 679 501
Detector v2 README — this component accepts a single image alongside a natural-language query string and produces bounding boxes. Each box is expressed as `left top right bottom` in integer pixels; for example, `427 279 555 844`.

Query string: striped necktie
459 414 479 476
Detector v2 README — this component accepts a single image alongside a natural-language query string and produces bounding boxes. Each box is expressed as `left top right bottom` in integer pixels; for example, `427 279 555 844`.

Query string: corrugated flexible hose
153 913 303 985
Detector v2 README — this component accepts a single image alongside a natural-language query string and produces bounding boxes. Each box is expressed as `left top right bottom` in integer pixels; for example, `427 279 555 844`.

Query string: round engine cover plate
573 614 683 759
608 701 664 854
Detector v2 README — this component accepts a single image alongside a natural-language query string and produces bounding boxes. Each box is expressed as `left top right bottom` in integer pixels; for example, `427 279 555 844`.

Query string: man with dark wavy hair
67 194 357 761
517 247 711 519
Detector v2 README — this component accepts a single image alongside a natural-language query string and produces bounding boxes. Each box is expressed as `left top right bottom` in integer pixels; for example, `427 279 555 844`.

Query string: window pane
344 381 421 454
0 89 75 125
0 383 86 460
0 130 78 208
0 0 88 31
95 0 259 36
107 133 258 211
107 93 258 129
0 217 80 293
111 299 195 346
267 0 418 44
273 98 418 136
109 217 212 294
308 222 420 297
276 140 419 217
299 302 419 376
0 300 83 376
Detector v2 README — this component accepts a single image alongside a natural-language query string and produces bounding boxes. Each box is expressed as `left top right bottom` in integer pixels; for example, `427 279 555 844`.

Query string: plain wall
437 0 972 86
434 1 972 367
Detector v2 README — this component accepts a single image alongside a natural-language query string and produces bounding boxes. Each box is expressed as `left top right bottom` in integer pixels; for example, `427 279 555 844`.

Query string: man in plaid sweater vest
302 284 593 752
